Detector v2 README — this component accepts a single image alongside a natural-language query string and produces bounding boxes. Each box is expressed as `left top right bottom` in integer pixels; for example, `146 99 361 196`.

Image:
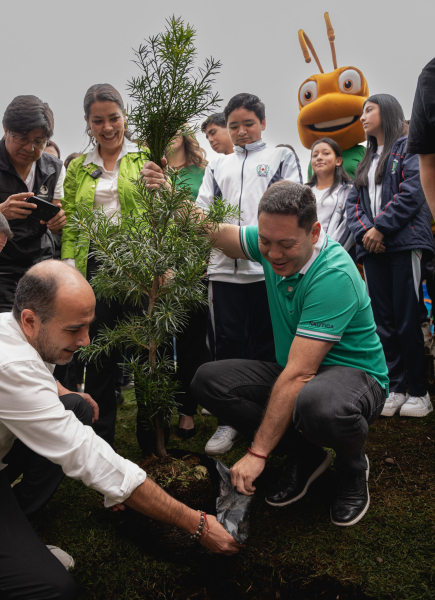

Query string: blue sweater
346 136 434 259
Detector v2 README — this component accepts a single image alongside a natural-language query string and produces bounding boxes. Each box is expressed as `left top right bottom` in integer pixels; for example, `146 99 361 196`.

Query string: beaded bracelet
191 511 206 541
203 513 210 537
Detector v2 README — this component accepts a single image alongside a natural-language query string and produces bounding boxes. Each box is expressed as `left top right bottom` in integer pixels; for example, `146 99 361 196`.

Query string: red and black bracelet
248 447 270 460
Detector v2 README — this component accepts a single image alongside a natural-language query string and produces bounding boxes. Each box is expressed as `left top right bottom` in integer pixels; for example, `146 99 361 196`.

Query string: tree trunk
148 289 168 457
155 415 167 458
148 273 169 458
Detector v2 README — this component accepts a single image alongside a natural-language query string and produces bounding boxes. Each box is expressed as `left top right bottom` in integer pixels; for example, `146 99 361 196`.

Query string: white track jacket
196 139 302 278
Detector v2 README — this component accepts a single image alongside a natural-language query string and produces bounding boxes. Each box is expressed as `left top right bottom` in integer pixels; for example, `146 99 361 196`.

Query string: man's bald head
13 260 94 324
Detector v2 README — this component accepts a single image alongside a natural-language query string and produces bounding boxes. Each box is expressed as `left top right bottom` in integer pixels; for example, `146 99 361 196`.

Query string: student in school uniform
346 94 434 418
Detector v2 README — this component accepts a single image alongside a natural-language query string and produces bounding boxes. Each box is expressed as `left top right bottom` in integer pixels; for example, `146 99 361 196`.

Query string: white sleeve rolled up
0 354 146 507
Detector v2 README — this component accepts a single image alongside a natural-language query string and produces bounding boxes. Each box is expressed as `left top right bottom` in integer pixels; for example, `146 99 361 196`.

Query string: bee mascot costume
298 13 369 180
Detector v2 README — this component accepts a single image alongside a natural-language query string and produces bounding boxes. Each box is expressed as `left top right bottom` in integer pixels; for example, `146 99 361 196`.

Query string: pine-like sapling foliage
73 17 239 457
127 15 221 167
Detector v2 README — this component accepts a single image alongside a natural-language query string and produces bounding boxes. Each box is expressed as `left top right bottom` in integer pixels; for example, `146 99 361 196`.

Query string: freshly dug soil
137 453 216 515
118 453 217 560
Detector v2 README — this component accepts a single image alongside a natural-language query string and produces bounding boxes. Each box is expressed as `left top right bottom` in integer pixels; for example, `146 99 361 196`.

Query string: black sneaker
330 456 370 527
266 449 332 507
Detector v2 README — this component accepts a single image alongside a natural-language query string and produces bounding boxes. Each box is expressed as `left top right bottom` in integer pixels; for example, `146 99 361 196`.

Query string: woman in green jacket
61 83 149 446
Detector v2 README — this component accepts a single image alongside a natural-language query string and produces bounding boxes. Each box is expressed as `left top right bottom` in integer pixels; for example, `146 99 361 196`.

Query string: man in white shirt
0 260 240 599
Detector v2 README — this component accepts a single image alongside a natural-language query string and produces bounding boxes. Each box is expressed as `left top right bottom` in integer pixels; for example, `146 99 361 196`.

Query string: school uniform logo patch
38 184 49 197
257 164 270 177
391 159 398 174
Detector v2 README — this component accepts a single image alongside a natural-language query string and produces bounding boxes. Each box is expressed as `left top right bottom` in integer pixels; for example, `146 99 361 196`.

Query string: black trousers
0 392 91 600
53 360 78 391
363 250 426 396
3 393 93 518
192 360 385 473
0 271 23 313
0 471 77 599
86 258 147 446
210 280 275 362
173 304 209 416
136 304 209 453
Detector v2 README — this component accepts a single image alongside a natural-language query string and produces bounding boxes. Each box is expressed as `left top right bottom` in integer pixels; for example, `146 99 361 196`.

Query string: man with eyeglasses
0 95 66 313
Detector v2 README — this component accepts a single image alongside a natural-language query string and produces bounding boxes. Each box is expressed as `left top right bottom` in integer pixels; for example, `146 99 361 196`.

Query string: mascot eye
299 81 318 106
338 69 362 95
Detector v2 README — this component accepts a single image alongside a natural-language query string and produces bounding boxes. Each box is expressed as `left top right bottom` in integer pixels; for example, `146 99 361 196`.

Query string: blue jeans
192 360 386 473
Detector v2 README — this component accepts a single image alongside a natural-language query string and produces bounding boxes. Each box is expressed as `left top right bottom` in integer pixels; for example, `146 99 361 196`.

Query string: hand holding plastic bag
211 459 253 544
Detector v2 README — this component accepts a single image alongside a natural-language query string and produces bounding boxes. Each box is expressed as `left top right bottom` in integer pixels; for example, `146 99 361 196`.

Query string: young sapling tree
73 17 239 457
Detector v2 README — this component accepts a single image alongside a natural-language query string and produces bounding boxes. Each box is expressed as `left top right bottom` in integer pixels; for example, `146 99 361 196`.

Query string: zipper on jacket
326 182 346 235
235 147 249 270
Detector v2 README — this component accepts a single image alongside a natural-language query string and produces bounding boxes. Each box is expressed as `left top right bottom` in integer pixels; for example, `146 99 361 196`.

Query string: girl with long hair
346 94 434 418
307 137 354 250
165 127 208 197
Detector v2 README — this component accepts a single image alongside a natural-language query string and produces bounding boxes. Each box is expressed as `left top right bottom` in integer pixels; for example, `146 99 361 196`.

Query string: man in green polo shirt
191 180 388 527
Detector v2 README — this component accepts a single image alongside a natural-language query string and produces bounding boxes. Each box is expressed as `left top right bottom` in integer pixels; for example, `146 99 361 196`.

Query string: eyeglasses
9 132 48 150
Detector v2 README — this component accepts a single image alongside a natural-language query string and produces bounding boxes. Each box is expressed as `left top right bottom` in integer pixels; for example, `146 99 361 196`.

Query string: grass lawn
31 390 435 599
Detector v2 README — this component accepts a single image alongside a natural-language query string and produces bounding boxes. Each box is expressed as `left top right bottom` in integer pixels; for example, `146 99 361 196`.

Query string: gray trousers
191 360 386 472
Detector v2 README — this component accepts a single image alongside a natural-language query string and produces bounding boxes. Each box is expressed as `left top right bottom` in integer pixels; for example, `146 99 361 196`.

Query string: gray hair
258 181 317 233
0 213 13 240
12 272 59 324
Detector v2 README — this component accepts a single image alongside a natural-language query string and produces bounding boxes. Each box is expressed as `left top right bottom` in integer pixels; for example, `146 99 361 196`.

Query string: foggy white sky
2 0 434 176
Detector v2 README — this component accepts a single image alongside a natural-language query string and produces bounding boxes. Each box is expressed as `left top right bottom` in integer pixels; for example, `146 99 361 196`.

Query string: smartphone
26 196 61 221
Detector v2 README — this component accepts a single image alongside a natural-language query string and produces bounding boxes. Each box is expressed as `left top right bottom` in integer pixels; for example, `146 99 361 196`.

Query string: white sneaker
381 392 408 417
400 392 433 417
201 407 212 416
47 545 75 570
204 426 242 455
121 381 134 390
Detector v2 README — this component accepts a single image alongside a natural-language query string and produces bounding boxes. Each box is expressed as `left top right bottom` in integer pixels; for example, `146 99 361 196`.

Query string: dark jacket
346 136 434 260
0 139 63 274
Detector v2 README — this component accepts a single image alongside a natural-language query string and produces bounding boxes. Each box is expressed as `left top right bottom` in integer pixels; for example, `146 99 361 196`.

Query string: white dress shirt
83 137 139 220
0 312 146 507
368 146 383 218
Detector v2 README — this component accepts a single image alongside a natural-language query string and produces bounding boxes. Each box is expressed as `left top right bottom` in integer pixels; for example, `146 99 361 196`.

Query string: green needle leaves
73 17 237 456
127 16 221 166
